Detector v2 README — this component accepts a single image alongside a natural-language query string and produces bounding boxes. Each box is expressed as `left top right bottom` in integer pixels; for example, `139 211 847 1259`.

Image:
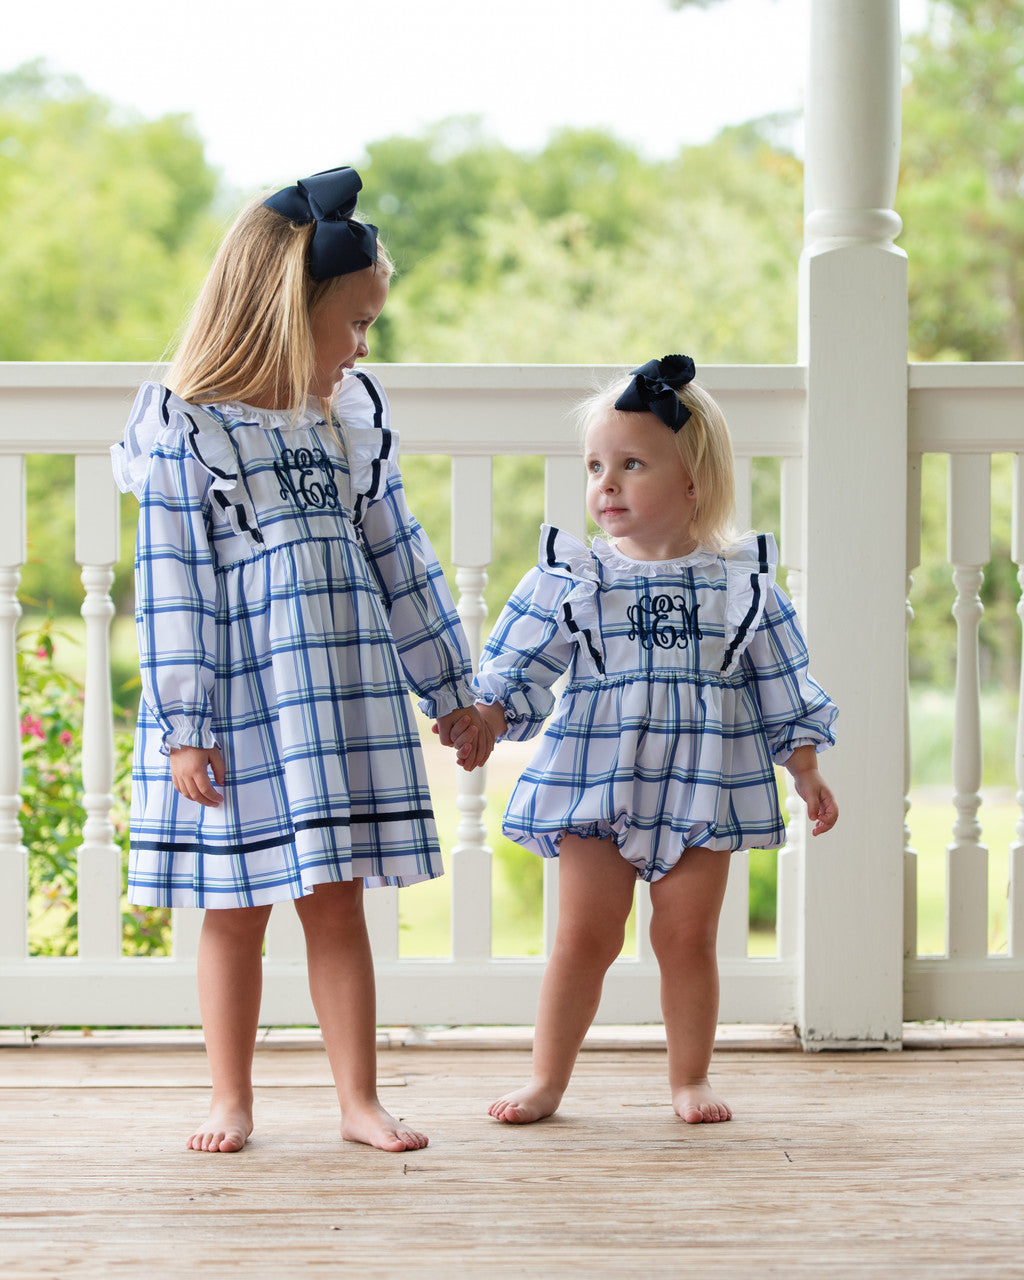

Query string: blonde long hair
576 373 739 554
167 196 393 418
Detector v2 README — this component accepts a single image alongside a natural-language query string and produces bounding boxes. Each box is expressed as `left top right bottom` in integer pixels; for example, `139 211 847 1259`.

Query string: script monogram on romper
274 448 340 510
627 594 703 651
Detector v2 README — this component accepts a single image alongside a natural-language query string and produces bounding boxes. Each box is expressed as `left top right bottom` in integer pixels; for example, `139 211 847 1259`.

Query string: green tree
0 61 220 361
362 118 802 365
0 62 222 623
900 0 1024 361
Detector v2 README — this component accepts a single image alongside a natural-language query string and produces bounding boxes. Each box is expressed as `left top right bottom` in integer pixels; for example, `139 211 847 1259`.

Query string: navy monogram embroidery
274 447 339 510
627 593 702 651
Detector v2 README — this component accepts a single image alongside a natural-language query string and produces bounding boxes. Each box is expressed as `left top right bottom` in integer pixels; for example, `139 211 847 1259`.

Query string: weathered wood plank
1 1041 1023 1278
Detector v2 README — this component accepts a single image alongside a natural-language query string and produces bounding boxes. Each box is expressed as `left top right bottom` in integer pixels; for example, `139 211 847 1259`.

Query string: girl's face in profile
309 267 389 397
584 408 698 562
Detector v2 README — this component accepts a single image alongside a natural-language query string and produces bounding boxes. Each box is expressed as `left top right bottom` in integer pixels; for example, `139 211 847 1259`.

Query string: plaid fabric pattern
112 372 474 907
474 527 837 882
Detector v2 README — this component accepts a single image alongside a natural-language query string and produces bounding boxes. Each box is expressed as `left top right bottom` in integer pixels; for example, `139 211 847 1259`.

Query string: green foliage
0 61 220 361
747 848 778 929
20 620 170 957
901 0 1024 359
361 117 802 364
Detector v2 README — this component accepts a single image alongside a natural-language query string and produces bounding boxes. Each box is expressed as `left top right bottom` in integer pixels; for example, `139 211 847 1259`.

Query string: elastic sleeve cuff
160 717 217 757
772 736 827 767
417 680 478 720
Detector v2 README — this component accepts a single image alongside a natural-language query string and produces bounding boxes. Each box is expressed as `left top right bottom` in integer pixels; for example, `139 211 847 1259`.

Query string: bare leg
190 903 272 1152
489 836 637 1123
649 848 733 1123
294 880 427 1151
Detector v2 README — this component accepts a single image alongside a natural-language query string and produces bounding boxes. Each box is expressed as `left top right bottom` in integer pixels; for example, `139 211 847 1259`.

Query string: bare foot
488 1081 563 1124
341 1100 428 1151
672 1080 732 1124
187 1102 253 1152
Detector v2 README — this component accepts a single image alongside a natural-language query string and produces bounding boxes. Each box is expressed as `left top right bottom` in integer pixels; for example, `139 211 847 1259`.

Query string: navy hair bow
263 166 379 281
614 354 696 432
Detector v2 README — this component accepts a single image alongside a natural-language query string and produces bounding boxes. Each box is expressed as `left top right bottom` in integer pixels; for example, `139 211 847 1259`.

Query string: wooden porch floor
2 1025 1023 1279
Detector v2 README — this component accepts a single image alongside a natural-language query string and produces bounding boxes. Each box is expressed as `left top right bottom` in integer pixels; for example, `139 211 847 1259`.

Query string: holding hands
434 704 497 771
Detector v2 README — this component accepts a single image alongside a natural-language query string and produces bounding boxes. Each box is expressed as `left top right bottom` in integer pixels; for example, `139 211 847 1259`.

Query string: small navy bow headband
614 354 696 432
263 166 379 281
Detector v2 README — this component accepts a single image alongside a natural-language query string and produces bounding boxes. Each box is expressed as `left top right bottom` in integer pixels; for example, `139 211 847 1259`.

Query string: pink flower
20 715 45 740
59 730 74 748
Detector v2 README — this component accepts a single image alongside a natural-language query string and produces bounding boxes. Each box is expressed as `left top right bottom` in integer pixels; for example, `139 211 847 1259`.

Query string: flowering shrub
21 622 171 957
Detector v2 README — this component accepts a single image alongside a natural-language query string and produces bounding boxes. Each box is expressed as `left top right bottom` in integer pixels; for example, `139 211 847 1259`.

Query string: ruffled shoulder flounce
721 532 779 674
111 382 263 547
536 524 606 676
332 369 399 522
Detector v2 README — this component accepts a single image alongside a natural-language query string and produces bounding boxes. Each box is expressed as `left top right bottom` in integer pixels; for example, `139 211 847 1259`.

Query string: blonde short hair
167 195 393 418
576 372 738 553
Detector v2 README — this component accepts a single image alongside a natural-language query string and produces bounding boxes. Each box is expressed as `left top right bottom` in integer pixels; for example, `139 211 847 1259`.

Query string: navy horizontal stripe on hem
131 809 436 855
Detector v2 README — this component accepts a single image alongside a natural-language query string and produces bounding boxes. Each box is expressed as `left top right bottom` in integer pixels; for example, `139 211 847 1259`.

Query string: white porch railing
0 360 1021 1041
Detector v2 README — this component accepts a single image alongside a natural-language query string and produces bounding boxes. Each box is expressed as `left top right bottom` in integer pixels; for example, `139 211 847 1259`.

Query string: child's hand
785 746 838 837
434 705 496 771
793 771 838 836
169 745 226 806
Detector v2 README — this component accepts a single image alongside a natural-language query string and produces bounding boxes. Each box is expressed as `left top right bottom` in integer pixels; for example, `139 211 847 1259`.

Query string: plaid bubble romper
112 370 474 908
474 526 837 882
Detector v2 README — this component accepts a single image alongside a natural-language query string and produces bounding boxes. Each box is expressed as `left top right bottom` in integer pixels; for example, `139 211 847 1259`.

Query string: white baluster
540 455 586 958
904 575 919 958
721 455 753 955
171 906 204 960
946 454 990 958
1008 455 1024 958
733 455 752 536
717 850 750 960
634 880 653 962
0 450 28 959
776 455 804 960
267 898 317 959
75 456 122 959
905 453 922 958
449 456 492 961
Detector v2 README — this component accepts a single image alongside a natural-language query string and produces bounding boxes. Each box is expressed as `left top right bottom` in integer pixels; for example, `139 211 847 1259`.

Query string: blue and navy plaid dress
111 370 474 908
474 526 837 882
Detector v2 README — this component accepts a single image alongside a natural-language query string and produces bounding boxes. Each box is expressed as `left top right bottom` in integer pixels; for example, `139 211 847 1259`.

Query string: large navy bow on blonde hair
264 166 379 281
614 354 696 431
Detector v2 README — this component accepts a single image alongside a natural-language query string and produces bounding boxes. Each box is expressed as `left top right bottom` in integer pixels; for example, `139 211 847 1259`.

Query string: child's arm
784 744 839 837
472 568 576 743
358 470 478 726
134 442 221 760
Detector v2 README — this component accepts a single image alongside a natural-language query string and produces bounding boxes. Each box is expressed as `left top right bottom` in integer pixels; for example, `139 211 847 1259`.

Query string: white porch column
797 0 908 1046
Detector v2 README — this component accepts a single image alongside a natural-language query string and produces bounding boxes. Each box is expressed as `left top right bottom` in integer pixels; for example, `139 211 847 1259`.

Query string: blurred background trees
1 0 1022 714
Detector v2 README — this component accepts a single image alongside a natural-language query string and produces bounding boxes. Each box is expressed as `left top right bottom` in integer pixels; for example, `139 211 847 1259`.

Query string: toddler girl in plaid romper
474 355 838 1127
112 167 492 1154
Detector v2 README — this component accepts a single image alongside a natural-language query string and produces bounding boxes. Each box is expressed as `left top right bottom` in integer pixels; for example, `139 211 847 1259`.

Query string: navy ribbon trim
350 372 391 524
545 525 572 572
562 602 605 675
185 416 266 545
130 808 436 856
721 533 769 672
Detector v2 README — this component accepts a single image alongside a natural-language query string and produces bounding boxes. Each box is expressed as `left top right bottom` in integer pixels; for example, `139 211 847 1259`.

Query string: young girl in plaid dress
113 167 492 1154
474 355 838 1126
